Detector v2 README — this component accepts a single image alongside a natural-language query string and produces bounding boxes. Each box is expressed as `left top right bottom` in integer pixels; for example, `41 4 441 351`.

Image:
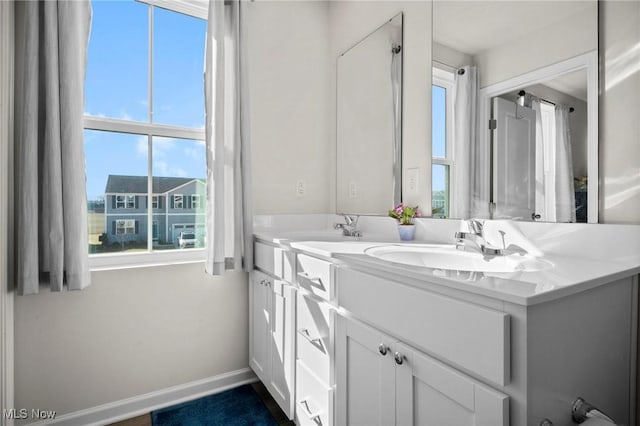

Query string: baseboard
29 368 258 426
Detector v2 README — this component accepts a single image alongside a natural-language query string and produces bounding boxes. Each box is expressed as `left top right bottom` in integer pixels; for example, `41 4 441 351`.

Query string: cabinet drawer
254 241 293 281
336 267 510 386
297 254 334 302
296 292 331 383
296 360 332 426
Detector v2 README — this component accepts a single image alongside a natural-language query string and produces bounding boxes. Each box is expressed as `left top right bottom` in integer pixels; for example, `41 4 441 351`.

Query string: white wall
249 0 331 215
433 42 472 70
599 0 640 224
474 5 597 88
328 1 432 213
14 265 249 417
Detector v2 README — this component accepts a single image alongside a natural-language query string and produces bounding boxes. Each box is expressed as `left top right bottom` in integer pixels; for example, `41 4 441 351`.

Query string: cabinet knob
378 343 388 356
394 352 404 365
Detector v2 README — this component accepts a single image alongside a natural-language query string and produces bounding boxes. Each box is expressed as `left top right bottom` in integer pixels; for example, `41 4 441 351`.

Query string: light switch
349 181 357 198
407 168 419 194
296 180 306 197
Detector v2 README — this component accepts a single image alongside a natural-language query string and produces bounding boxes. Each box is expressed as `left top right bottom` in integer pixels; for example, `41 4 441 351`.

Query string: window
191 194 201 209
431 67 455 218
173 194 184 209
115 195 135 209
84 0 207 260
116 219 136 235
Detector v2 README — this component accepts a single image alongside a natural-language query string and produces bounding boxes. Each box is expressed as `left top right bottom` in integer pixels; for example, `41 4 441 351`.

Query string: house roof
105 175 205 194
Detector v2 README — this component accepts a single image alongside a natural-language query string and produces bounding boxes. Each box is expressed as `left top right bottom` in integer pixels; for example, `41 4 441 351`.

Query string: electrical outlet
407 168 418 194
296 179 306 197
349 181 357 198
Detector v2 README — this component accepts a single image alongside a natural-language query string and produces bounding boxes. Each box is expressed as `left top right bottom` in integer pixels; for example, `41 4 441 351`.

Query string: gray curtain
14 0 92 295
204 0 253 275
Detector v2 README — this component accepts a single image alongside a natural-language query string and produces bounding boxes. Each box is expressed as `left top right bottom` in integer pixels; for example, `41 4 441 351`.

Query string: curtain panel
452 65 479 219
14 0 92 295
204 0 253 275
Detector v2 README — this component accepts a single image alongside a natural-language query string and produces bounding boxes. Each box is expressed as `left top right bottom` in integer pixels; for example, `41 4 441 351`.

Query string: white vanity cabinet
335 315 509 426
250 241 297 419
294 253 336 426
334 264 636 426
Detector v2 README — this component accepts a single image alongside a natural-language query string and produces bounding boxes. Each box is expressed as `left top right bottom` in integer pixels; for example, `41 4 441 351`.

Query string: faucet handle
343 214 359 227
468 219 484 235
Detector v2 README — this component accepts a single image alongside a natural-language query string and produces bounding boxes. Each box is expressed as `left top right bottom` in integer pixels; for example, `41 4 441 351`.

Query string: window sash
432 67 456 218
174 194 183 209
191 194 200 209
84 1 206 264
116 219 136 235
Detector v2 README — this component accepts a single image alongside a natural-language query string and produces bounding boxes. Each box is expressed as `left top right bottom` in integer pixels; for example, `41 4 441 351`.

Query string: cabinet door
335 315 396 426
395 342 509 426
249 271 271 383
267 281 296 419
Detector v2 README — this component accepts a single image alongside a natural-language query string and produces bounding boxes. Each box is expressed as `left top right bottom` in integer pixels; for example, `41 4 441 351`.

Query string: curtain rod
432 60 465 75
519 90 575 113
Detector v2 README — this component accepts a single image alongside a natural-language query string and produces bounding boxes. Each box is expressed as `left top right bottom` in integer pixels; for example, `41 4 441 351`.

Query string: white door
267 281 296 419
249 271 270 383
492 97 537 220
395 342 509 426
335 316 396 426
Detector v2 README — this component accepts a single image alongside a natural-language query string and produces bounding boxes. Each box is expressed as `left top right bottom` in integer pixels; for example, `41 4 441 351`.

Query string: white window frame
85 2 206 270
115 195 136 209
432 66 455 218
173 194 184 209
152 195 159 209
116 219 136 235
191 194 201 209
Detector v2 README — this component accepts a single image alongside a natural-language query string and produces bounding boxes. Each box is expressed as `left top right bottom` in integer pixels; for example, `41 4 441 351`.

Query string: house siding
104 180 206 247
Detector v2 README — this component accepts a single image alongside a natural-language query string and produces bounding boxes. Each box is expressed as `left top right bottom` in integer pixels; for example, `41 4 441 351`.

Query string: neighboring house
104 175 206 247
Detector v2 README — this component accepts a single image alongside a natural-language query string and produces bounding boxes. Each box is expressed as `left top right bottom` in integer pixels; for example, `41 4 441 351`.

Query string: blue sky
432 85 447 192
84 0 206 199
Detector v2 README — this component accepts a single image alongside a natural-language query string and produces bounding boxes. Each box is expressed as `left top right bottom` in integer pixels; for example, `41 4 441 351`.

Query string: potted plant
388 203 419 240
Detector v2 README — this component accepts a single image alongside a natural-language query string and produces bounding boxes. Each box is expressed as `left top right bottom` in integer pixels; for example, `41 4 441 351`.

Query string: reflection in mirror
492 70 589 222
432 1 597 223
336 13 402 215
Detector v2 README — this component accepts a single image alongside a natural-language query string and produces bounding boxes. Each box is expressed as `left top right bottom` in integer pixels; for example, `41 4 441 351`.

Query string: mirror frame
477 51 599 223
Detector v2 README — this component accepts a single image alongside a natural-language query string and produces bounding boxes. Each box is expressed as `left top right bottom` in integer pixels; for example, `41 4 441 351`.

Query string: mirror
336 13 403 215
432 1 598 223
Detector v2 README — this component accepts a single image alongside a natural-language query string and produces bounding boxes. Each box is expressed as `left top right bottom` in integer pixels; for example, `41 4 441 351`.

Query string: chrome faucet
455 219 504 255
334 214 362 237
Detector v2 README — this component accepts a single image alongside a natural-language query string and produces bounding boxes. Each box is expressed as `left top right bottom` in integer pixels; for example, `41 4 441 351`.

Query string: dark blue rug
151 384 278 426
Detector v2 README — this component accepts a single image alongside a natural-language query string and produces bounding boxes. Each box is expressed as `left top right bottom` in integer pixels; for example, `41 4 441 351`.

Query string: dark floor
108 381 294 426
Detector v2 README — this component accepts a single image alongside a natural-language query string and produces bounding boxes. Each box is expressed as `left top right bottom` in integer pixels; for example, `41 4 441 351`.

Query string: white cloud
136 135 148 157
119 110 132 121
172 167 188 178
84 111 106 118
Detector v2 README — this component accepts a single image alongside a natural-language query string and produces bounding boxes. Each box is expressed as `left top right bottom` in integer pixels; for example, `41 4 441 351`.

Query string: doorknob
531 212 541 220
394 352 404 365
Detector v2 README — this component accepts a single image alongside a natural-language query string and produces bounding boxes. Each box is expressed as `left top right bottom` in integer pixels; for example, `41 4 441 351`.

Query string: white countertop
254 224 640 306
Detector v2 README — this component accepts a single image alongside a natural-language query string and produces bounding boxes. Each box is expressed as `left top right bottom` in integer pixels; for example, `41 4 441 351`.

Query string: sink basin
364 244 550 273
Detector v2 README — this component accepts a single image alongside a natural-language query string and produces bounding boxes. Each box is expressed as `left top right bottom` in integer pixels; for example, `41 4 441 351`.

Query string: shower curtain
526 94 576 222
555 105 576 222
